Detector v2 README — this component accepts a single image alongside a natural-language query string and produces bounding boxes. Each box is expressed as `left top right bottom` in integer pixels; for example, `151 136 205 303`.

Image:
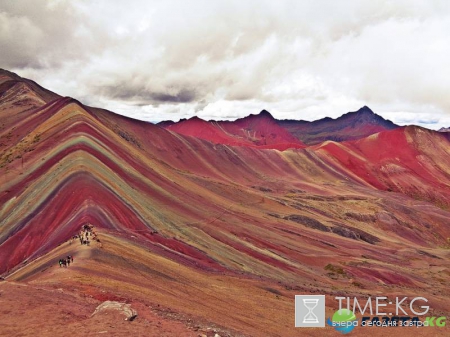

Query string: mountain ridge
278 105 399 144
164 109 306 150
161 105 400 146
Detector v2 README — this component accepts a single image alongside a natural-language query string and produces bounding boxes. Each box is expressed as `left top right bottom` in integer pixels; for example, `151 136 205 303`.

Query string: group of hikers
78 223 98 245
68 223 99 246
59 255 73 268
60 223 99 268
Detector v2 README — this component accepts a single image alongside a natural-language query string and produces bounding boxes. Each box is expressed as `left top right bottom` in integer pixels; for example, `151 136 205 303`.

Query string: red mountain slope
315 126 450 205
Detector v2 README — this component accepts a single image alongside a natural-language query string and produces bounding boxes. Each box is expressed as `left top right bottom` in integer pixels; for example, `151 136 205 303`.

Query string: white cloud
3 0 450 129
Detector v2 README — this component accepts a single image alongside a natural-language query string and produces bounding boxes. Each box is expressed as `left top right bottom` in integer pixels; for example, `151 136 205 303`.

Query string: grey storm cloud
2 0 450 128
0 0 109 68
101 83 198 105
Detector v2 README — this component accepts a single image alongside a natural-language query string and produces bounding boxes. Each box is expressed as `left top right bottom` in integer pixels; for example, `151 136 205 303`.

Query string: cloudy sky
2 0 450 128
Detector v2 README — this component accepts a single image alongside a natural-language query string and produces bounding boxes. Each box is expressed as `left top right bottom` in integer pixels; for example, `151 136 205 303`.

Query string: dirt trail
6 231 94 282
1 229 200 337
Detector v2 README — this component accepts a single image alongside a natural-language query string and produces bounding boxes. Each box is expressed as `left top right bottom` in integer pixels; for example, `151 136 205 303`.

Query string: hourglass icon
302 298 319 323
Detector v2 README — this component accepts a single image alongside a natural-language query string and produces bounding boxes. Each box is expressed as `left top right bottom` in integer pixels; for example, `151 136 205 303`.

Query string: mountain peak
243 109 274 120
343 106 397 128
259 109 273 118
188 116 203 121
278 105 398 145
356 106 374 114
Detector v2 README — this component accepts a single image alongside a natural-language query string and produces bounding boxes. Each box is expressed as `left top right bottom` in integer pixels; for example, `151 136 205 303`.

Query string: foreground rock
92 301 138 321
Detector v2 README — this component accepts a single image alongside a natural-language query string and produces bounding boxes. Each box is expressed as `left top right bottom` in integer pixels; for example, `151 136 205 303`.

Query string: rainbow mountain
1 69 450 336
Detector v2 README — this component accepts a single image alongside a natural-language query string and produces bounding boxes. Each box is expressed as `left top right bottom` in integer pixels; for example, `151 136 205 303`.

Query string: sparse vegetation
118 130 142 149
284 214 329 232
324 263 349 279
352 281 363 288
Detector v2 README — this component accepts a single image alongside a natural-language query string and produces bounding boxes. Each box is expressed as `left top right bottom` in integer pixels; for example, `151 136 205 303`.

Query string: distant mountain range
277 105 399 144
160 105 399 148
162 109 305 150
